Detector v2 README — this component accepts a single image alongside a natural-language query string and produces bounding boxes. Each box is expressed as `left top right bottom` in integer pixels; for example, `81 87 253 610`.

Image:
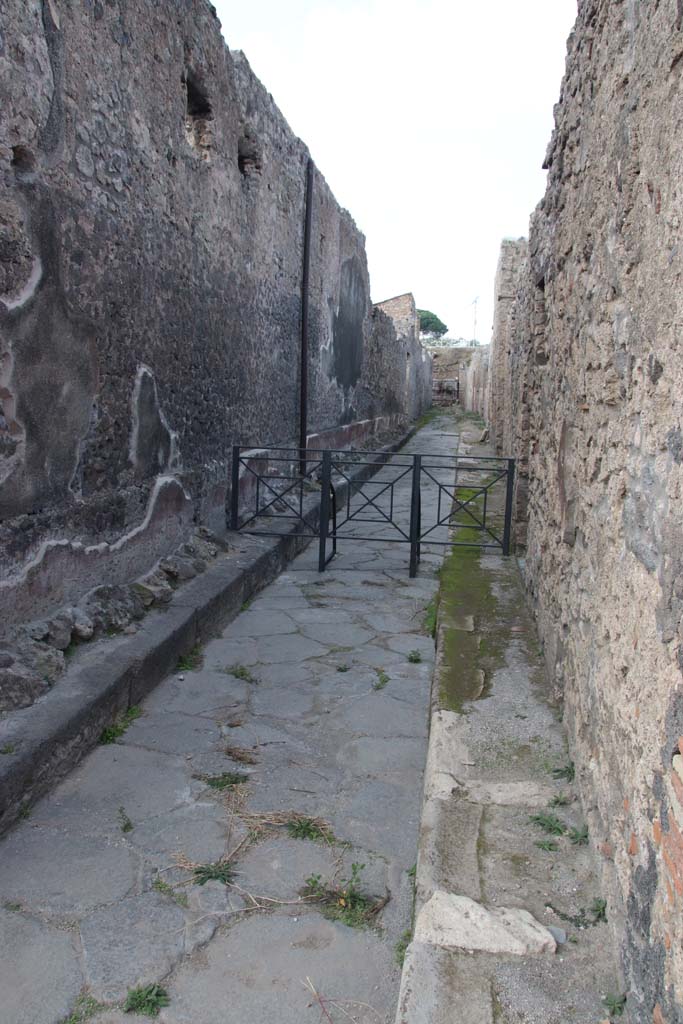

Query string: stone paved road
0 414 457 1024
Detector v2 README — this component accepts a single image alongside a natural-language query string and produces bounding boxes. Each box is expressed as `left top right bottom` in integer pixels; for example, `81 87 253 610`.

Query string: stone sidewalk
397 417 624 1024
0 413 456 1024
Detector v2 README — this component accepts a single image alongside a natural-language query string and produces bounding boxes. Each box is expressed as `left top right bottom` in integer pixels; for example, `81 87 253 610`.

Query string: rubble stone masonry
480 2 683 1018
0 0 430 628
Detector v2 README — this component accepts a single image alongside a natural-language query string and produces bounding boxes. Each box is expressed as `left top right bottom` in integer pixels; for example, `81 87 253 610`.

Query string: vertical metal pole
409 454 421 578
331 484 337 558
230 445 240 530
318 450 331 572
299 158 314 477
502 459 515 555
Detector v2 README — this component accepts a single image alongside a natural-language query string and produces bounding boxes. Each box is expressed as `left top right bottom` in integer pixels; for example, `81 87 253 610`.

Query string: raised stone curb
0 428 415 835
396 942 494 1024
395 422 565 1024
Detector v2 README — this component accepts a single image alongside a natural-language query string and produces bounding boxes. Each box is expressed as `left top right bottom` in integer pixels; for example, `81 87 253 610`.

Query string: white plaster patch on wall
0 475 194 628
0 256 43 311
0 339 25 485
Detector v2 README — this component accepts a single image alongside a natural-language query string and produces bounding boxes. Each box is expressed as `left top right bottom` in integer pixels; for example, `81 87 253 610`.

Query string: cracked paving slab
0 413 459 1024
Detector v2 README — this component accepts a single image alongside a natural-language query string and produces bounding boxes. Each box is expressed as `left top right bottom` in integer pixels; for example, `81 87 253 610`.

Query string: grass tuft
549 793 569 807
302 862 383 929
373 668 390 691
60 993 106 1024
407 649 422 664
152 877 188 908
123 983 170 1017
395 929 412 965
99 706 142 745
546 896 607 929
337 663 350 673
423 597 438 638
569 825 589 846
591 897 607 923
176 645 203 672
117 806 133 833
603 993 626 1017
195 771 248 791
535 839 559 852
529 812 566 836
193 860 235 886
225 663 258 684
552 762 575 782
286 816 334 843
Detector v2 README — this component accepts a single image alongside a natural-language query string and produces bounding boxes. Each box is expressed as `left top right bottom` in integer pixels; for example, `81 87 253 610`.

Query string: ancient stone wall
459 347 489 420
375 293 432 422
0 0 430 629
485 2 683 1017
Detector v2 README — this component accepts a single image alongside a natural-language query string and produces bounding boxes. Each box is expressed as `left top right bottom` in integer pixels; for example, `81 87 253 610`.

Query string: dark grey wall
0 0 431 626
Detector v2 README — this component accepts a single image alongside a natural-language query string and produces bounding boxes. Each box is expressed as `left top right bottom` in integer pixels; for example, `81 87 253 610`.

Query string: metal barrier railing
229 444 514 577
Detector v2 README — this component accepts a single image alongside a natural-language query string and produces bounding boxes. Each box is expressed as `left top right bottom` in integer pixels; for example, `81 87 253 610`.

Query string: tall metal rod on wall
299 157 314 477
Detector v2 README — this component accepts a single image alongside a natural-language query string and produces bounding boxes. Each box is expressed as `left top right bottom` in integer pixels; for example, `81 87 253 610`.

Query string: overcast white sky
213 0 577 341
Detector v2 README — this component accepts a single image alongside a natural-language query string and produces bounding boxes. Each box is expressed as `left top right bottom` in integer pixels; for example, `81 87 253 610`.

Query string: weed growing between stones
225 663 258 684
603 993 626 1017
552 762 575 782
286 816 334 843
59 992 106 1023
529 812 566 836
302 862 386 929
99 706 142 744
546 897 607 929
569 825 589 845
535 839 559 852
549 793 570 807
123 983 170 1016
407 649 422 663
423 597 438 638
0 742 15 754
373 668 389 690
152 877 189 908
195 771 248 790
395 929 412 965
193 860 235 885
176 644 203 671
337 663 350 673
242 810 335 845
117 806 133 833
591 897 607 922
3 901 21 911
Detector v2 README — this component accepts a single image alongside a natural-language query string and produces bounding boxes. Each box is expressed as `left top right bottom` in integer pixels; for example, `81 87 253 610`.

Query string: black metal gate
230 444 514 577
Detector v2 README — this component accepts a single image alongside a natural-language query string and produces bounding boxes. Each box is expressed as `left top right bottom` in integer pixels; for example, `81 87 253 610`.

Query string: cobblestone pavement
0 414 457 1024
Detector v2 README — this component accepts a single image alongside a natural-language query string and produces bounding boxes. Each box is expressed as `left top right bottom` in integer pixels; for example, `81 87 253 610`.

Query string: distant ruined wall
375 294 432 422
459 347 489 420
487 239 539 546
486 2 683 1019
0 0 430 628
